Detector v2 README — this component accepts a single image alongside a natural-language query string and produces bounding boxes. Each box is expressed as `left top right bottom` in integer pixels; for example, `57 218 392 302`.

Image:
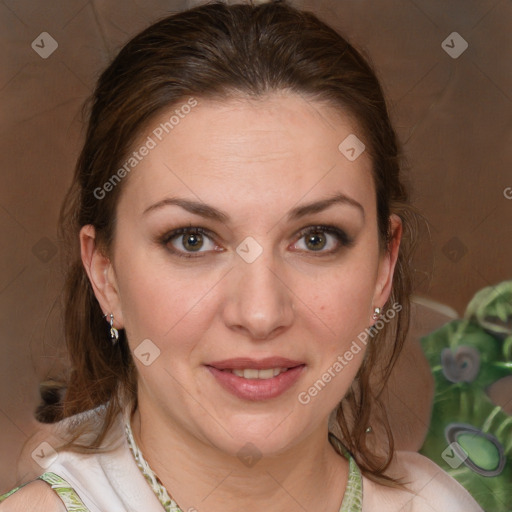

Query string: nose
221 250 295 341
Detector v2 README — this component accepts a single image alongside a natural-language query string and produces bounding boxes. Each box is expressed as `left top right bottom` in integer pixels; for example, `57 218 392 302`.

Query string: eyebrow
142 192 365 222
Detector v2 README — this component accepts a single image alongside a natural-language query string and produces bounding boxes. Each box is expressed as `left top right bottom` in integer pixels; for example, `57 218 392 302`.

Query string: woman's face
82 92 400 457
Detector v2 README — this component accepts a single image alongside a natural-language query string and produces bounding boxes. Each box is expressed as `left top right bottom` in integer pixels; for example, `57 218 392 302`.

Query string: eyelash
158 225 354 259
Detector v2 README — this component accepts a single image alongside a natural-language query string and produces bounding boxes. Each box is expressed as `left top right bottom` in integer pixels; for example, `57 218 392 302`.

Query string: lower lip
206 365 305 401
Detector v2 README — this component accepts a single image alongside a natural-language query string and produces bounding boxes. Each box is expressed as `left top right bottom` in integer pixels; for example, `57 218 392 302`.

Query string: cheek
297 261 377 343
295 270 375 407
113 252 222 353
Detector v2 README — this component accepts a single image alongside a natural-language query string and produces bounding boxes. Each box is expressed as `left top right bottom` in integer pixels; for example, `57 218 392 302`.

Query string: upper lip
206 357 305 370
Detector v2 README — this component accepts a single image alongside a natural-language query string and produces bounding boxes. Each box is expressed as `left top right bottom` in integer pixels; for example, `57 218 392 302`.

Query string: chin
196 414 314 460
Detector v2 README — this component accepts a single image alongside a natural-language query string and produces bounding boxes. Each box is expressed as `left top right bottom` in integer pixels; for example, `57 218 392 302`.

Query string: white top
1 407 484 512
36 414 165 512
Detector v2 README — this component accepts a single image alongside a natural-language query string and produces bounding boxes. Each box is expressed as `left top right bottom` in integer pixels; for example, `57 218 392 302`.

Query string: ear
79 225 124 329
372 214 402 316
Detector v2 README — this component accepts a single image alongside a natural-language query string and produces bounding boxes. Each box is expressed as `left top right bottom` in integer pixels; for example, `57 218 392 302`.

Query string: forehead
117 92 375 219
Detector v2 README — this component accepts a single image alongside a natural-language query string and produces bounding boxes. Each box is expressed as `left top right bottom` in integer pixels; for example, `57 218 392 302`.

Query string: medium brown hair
55 0 418 487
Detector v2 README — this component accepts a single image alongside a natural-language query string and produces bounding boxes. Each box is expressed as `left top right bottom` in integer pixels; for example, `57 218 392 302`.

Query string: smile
205 363 306 401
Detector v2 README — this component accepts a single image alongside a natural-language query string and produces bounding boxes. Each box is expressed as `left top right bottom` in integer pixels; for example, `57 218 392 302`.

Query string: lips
206 357 305 370
205 357 306 401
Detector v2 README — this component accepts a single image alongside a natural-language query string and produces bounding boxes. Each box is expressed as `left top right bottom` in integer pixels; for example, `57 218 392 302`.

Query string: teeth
231 368 287 379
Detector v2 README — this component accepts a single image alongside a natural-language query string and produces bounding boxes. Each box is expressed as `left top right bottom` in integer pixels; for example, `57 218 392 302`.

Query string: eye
292 225 353 254
161 226 219 258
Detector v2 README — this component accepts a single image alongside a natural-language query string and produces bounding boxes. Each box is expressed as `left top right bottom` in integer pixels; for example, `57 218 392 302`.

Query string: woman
0 1 483 510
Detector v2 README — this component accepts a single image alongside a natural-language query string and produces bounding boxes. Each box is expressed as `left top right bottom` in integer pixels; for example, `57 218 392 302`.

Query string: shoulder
0 480 67 512
361 451 483 512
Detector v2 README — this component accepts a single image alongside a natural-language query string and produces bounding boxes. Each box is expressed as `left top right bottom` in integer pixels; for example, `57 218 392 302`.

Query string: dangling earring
372 307 381 320
104 313 119 345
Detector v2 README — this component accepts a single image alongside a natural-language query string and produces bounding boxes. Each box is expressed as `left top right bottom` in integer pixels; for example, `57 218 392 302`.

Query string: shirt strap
340 456 364 512
328 432 364 512
0 472 91 512
38 472 91 511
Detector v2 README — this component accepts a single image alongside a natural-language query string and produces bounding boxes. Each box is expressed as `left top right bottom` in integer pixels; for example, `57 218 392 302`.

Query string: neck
130 403 349 512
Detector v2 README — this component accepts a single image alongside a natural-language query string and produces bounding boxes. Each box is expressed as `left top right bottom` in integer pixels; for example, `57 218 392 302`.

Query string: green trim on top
0 472 90 512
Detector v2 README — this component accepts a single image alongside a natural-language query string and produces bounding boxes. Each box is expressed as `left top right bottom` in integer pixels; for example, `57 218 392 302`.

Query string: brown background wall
1 0 511 491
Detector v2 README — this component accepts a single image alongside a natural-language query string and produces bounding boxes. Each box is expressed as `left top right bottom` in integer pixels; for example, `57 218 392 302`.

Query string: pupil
306 232 326 251
184 233 202 251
